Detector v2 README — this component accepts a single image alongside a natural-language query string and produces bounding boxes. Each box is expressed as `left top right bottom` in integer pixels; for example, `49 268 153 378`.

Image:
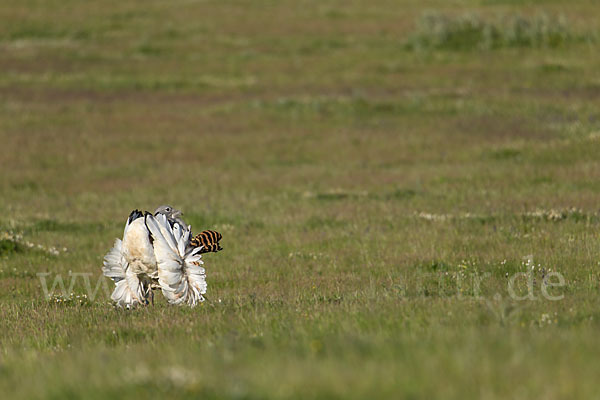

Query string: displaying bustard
102 207 220 308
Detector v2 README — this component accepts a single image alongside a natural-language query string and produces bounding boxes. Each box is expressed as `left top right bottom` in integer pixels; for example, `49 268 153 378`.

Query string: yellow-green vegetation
1 0 600 398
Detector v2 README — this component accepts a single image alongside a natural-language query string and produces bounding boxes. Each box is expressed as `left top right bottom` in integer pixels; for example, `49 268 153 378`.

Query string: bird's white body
122 218 157 277
102 211 206 308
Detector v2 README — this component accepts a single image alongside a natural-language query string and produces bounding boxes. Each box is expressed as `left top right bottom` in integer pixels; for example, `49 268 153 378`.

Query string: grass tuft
405 12 584 51
0 239 22 256
386 188 417 200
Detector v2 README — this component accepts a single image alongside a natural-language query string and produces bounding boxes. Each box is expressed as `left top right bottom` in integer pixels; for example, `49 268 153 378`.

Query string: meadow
1 0 600 398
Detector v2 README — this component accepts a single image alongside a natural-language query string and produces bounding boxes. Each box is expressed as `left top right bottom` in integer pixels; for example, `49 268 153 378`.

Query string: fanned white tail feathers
102 239 124 283
146 214 207 307
102 238 148 308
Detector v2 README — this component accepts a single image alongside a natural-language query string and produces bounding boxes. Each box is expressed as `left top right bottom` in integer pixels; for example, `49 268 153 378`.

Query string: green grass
1 0 600 398
404 12 588 51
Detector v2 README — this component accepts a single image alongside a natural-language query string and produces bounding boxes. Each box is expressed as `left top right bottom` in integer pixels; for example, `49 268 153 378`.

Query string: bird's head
154 205 182 218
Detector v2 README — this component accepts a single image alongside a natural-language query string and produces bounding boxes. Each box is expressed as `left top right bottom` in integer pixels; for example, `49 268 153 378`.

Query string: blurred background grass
1 0 600 398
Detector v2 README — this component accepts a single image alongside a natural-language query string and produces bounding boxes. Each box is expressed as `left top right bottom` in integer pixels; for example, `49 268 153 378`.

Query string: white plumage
102 210 207 308
102 213 153 308
146 213 206 306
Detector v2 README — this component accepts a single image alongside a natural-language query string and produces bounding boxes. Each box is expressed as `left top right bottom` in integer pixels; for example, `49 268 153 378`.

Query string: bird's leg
150 290 154 306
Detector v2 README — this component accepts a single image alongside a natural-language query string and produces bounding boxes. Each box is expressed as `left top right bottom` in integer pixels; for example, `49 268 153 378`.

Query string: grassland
1 0 600 398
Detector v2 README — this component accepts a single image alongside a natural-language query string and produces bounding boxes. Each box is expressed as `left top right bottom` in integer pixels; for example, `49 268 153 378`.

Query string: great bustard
102 209 208 308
